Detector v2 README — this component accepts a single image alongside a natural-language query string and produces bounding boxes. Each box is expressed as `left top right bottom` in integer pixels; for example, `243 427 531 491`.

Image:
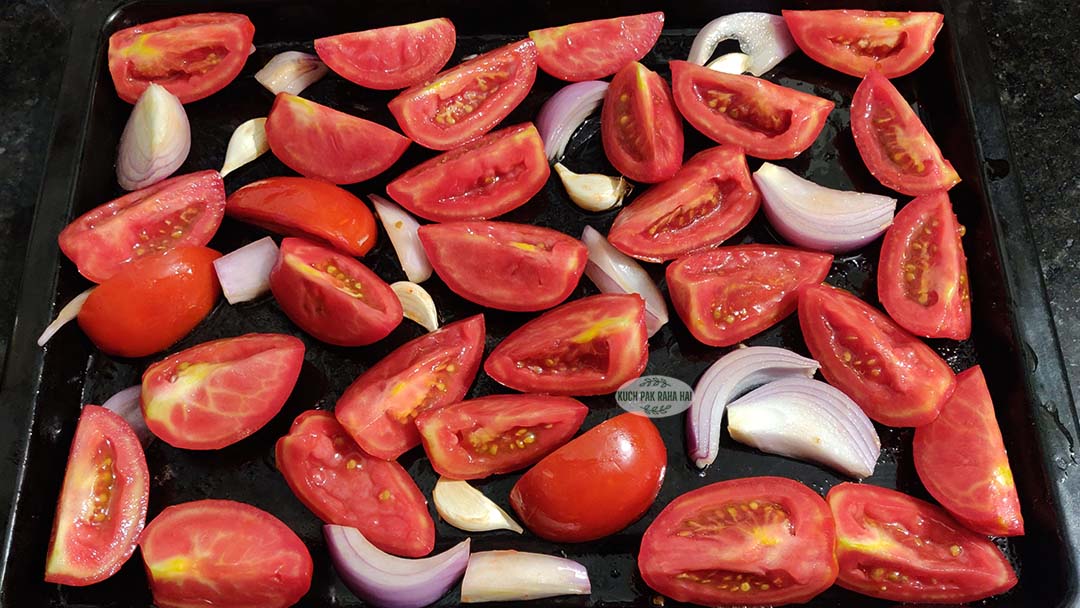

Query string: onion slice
754 162 897 253
391 281 439 332
101 385 154 447
536 81 609 162
116 83 190 191
255 51 329 96
220 117 269 177
581 226 668 337
460 550 591 603
687 13 797 77
433 477 523 534
213 237 279 305
727 377 881 478
688 346 820 469
371 194 432 283
38 287 95 346
325 525 470 608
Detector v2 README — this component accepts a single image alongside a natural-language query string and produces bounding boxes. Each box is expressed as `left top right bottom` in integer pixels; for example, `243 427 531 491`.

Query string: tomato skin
510 413 666 542
44 406 148 586
276 411 435 557
530 12 664 81
315 18 456 90
601 61 684 183
639 477 838 606
913 366 1024 536
667 245 833 346
108 13 254 104
77 246 221 358
828 483 1018 603
335 315 485 460
419 221 588 312
607 145 760 262
416 394 588 480
386 123 549 222
59 170 225 283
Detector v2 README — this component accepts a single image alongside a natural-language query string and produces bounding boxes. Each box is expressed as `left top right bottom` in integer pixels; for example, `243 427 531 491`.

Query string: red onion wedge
727 376 881 478
687 13 797 77
581 226 668 337
754 162 897 254
38 287 94 347
116 83 190 191
460 550 591 603
213 237 279 305
536 81 608 162
372 194 432 283
325 525 470 608
101 385 154 447
688 346 820 469
255 51 329 96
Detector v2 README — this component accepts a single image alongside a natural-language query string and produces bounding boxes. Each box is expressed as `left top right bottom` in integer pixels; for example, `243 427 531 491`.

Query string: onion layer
213 237 279 304
581 226 668 337
116 83 190 191
101 385 154 447
255 51 329 96
371 194 432 283
536 81 609 162
687 13 797 76
38 287 94 346
460 550 591 603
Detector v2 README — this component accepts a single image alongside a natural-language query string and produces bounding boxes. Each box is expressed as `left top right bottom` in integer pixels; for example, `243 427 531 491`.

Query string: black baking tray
1 0 1078 606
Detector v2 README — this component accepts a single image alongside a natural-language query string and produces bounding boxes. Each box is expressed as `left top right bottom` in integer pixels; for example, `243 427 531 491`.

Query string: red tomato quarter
510 413 666 542
44 406 148 586
315 18 456 90
416 394 588 480
139 499 313 608
276 411 435 557
639 477 838 606
913 366 1024 536
667 245 833 346
530 12 664 81
828 483 1017 603
601 61 684 183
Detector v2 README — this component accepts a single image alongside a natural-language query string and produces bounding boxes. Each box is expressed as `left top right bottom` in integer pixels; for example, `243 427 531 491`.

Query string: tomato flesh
315 18 456 90
601 61 684 183
530 12 664 81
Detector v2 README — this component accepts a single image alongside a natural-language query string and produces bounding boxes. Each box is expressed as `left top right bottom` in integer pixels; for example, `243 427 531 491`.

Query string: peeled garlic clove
554 163 631 212
433 478 523 534
220 118 269 177
116 83 190 191
391 281 439 332
255 51 329 96
707 52 753 75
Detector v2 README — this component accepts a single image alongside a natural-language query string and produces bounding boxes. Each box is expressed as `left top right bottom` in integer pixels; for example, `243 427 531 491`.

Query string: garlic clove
553 163 631 212
254 51 329 96
221 118 269 178
707 52 753 75
433 478 524 534
391 281 439 332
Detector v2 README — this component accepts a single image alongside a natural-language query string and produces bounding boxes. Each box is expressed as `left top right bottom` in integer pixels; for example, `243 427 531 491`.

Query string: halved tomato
45 406 148 586
913 366 1024 537
315 18 456 90
59 170 225 283
851 69 960 195
386 123 549 222
484 293 647 396
639 477 838 606
671 61 835 160
269 237 402 346
828 483 1018 603
389 39 538 150
108 13 255 103
783 10 944 78
798 283 955 427
335 315 484 460
878 191 971 339
265 93 411 185
226 177 377 257
667 245 834 346
141 334 305 450
530 12 664 81
419 221 587 312
607 145 760 262
416 394 588 480
276 411 435 557
601 61 683 183
139 499 313 608
78 246 221 358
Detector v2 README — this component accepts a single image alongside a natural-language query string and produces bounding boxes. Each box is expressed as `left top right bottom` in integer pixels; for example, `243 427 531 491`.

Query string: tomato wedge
913 366 1024 536
530 12 664 81
107 13 254 103
484 293 648 396
59 170 225 283
389 39 538 150
671 61 835 160
269 237 402 346
878 192 971 339
335 315 484 460
828 483 1018 603
639 477 838 606
276 411 435 557
851 69 960 195
601 61 684 183
315 18 456 90
607 145 759 262
226 177 377 257
416 394 588 480
783 10 944 78
667 245 834 346
141 334 305 450
419 221 588 312
386 123 549 222
139 500 313 608
798 283 955 427
266 93 411 185
44 406 148 586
